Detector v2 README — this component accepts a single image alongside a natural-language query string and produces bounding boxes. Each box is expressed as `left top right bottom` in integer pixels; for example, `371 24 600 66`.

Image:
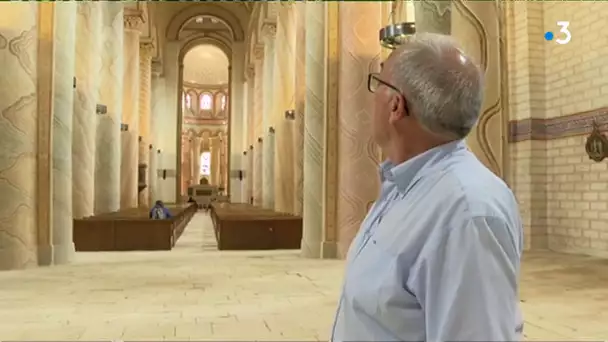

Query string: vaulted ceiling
182 44 229 85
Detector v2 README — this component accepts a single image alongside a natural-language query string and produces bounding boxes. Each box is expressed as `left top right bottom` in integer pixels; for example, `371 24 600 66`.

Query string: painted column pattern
302 1 326 258
95 2 123 214
210 137 221 186
262 23 276 210
138 42 153 206
73 2 101 219
336 2 383 257
293 1 306 216
415 1 451 34
52 2 78 264
451 1 505 177
253 138 264 207
0 2 39 270
273 5 297 214
120 13 142 209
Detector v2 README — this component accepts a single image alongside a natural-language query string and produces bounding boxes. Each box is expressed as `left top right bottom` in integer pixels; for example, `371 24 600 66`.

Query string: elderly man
331 34 523 341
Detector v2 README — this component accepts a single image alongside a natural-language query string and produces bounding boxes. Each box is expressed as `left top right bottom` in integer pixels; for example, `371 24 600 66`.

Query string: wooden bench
73 203 198 251
209 203 302 250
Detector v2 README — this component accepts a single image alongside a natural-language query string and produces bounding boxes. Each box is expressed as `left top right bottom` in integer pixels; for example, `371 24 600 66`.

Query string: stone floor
0 213 608 341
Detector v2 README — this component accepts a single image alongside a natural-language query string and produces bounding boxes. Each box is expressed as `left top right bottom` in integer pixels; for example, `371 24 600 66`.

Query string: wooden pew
73 203 197 251
209 203 302 250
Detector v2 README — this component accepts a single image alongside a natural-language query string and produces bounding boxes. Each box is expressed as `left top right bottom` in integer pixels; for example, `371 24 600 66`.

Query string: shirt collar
379 140 467 191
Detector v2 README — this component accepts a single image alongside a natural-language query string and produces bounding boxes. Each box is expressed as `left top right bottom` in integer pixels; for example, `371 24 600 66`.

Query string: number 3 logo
556 21 571 45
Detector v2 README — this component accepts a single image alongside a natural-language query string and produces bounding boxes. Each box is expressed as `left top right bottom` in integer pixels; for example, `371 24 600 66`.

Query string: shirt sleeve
407 216 522 341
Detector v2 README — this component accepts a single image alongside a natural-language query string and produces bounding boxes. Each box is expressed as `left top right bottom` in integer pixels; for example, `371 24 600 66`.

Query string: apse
180 44 230 198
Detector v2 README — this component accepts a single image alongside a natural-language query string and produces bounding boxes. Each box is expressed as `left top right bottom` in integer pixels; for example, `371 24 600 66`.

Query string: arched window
220 95 227 110
200 93 212 110
200 152 211 176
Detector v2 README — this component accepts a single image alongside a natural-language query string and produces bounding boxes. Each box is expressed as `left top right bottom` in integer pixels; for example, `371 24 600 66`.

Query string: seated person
150 200 172 219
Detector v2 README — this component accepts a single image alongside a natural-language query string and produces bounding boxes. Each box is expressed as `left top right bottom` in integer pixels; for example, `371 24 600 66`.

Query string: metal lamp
379 22 416 49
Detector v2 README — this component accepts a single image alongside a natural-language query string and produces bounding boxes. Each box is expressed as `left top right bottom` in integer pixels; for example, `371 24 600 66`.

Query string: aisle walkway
0 212 607 340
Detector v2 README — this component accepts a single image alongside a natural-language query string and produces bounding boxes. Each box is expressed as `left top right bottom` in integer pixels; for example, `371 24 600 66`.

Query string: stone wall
507 2 608 256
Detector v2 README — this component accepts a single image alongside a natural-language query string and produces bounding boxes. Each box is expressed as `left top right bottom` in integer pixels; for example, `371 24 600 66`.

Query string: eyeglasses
368 73 410 115
368 73 402 94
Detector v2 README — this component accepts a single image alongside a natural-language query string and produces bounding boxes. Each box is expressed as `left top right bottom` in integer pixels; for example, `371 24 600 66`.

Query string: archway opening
180 43 230 197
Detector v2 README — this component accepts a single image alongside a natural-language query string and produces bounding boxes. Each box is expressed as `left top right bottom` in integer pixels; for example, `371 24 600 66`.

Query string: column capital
151 60 163 77
140 41 155 58
253 44 265 61
124 11 144 31
261 22 277 40
246 65 255 80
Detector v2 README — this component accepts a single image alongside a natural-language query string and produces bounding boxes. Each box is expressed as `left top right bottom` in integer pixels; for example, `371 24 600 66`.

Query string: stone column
138 42 153 206
182 137 192 191
221 136 229 189
415 1 451 34
210 137 221 186
149 145 158 205
52 2 78 264
261 23 276 210
263 128 275 209
451 1 505 177
336 2 383 257
273 5 297 214
293 2 306 216
302 1 326 258
120 12 142 209
73 2 101 219
95 2 124 214
253 138 264 206
0 2 40 270
192 137 201 185
247 145 254 204
253 53 264 142
241 151 248 202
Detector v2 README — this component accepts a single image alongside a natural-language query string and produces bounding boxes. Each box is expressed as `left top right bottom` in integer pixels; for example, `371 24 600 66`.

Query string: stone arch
166 4 245 42
179 34 232 63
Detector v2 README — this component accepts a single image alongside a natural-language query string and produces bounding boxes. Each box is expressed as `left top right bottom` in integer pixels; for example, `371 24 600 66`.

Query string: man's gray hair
391 33 484 140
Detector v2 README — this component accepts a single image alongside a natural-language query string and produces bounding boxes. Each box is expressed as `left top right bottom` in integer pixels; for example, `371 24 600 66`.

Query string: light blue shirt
331 140 523 342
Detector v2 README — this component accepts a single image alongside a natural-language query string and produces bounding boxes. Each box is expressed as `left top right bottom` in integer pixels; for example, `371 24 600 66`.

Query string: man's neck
386 137 452 165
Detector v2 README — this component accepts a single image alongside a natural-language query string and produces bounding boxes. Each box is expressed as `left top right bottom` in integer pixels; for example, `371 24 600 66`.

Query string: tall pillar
451 1 505 177
261 23 276 210
247 145 254 204
182 137 192 191
120 12 142 209
273 5 297 214
210 137 221 186
73 2 102 219
252 55 264 142
302 1 326 258
52 2 78 264
149 145 158 205
336 2 383 257
241 151 249 203
138 42 153 206
253 138 264 207
293 2 306 216
263 128 275 209
192 137 201 185
415 1 451 34
0 2 40 269
220 136 230 188
95 2 124 214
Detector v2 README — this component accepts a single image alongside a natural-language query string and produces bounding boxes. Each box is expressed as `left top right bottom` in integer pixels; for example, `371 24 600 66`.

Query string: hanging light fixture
379 1 416 49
